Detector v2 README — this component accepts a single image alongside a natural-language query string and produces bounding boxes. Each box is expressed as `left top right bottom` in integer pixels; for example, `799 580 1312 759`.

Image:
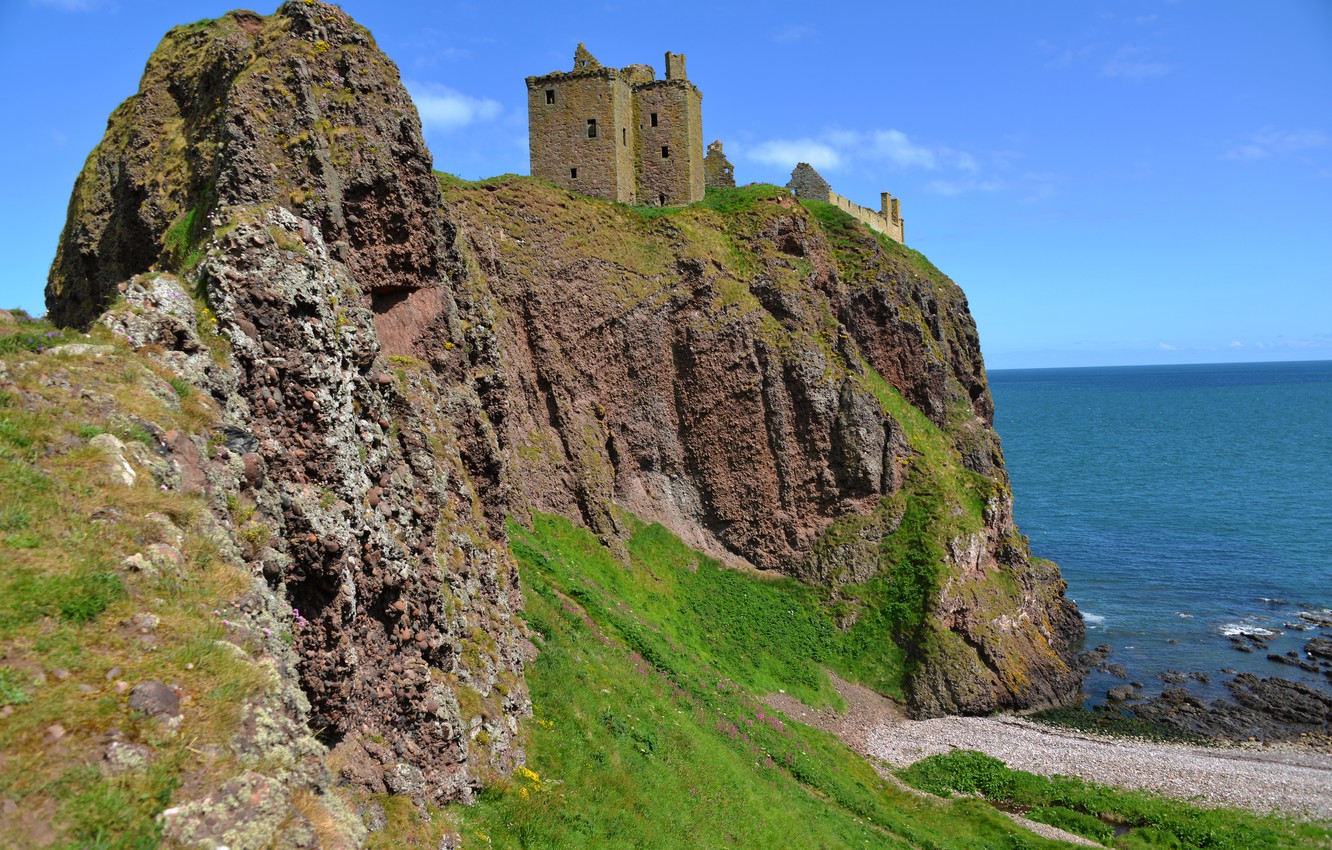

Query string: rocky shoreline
1080 642 1332 746
869 715 1332 819
768 672 1332 820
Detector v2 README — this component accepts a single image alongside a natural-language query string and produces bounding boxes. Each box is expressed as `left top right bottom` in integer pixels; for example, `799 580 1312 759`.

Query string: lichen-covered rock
47 0 528 811
47 1 451 329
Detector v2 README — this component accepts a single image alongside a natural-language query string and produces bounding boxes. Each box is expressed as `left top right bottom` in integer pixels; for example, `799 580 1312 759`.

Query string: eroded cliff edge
438 179 1083 716
43 3 1081 827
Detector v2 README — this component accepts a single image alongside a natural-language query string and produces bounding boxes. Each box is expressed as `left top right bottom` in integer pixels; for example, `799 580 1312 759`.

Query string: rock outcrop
46 9 1082 837
442 179 1083 716
46 0 528 809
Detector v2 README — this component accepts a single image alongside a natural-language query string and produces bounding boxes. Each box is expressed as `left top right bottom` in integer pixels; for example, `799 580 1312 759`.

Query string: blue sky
1 0 1328 368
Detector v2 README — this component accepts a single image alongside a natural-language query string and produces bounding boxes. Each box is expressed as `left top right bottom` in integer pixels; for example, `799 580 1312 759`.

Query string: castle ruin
787 162 905 244
527 44 704 206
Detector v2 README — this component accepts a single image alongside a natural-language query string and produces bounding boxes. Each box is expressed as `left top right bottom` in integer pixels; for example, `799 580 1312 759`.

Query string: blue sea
988 360 1332 705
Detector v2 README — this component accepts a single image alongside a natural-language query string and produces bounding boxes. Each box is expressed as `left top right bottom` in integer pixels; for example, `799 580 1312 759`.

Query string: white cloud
1102 46 1171 80
1221 127 1328 161
1158 342 1178 351
1228 340 1244 348
742 127 1054 199
407 82 502 132
746 139 842 170
771 25 817 44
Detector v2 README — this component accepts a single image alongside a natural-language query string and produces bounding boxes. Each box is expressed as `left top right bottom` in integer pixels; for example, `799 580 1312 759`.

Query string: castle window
570 168 577 178
622 128 627 146
587 119 598 139
661 146 670 158
650 112 658 127
545 89 555 104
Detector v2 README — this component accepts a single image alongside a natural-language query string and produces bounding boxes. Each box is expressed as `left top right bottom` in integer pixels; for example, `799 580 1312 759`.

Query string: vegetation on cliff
442 175 1082 717
20 2 1325 848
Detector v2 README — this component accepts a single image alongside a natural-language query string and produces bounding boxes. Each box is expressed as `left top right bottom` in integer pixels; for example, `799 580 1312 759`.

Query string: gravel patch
867 715 1332 819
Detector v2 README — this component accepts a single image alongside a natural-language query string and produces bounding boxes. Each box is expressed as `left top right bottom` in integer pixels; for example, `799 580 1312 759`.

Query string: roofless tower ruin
526 44 704 206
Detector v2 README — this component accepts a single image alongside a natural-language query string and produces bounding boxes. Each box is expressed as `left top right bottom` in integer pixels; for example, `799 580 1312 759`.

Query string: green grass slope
455 512 1061 849
446 511 1328 850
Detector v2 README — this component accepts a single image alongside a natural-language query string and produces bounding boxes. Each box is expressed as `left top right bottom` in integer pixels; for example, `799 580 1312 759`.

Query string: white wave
1220 623 1278 637
1082 612 1106 627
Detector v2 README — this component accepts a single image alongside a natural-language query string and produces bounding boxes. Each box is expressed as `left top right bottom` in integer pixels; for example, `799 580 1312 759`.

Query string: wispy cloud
1221 127 1328 161
747 139 842 170
771 25 817 44
742 128 1046 199
1101 46 1171 80
407 82 502 132
1158 342 1178 351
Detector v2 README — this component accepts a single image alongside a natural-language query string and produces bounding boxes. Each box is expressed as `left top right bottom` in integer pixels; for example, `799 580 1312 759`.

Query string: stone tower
526 44 704 206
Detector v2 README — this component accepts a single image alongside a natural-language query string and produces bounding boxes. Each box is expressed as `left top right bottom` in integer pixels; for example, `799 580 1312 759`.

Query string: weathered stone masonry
788 162 905 244
526 44 704 206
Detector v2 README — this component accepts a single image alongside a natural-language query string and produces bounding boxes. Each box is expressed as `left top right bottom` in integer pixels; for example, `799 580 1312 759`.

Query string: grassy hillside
446 512 1325 849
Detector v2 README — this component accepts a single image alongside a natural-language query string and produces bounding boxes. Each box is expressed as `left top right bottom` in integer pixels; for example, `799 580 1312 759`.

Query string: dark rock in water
1106 663 1129 679
1298 611 1332 628
1131 672 1332 742
1306 636 1332 660
1080 644 1112 670
1187 671 1210 685
1267 653 1319 673
1158 669 1188 684
1107 685 1136 702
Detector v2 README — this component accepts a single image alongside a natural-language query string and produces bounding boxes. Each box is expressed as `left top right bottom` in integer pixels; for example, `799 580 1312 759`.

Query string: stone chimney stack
665 51 686 80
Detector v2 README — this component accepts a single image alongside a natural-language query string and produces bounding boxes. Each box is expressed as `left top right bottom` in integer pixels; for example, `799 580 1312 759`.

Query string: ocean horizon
988 358 1332 705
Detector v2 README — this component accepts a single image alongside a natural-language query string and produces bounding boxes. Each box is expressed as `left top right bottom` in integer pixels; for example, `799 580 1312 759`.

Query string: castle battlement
787 162 905 244
527 44 704 207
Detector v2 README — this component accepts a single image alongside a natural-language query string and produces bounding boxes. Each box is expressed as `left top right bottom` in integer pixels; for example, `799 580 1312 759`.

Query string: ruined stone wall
826 190 905 243
704 140 735 189
788 162 904 244
527 70 632 202
634 80 704 206
787 162 832 203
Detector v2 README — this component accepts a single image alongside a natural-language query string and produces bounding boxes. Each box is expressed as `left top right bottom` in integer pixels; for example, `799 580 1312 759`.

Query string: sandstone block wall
704 140 735 189
636 80 704 205
528 45 704 206
787 162 905 244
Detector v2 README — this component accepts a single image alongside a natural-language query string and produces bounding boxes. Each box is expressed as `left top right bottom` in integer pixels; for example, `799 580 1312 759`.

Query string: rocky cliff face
439 179 1083 716
46 1 528 811
45 7 1081 832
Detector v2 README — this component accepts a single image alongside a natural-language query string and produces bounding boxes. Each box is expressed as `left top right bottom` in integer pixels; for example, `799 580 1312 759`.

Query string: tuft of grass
162 204 207 272
0 666 31 705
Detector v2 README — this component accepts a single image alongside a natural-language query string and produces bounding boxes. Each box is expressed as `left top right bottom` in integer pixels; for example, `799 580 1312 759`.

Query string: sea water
988 360 1332 704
